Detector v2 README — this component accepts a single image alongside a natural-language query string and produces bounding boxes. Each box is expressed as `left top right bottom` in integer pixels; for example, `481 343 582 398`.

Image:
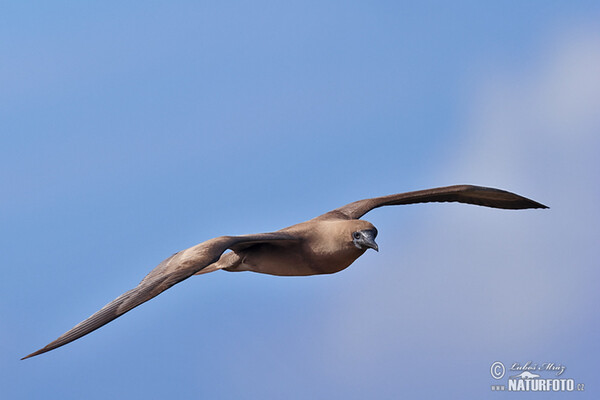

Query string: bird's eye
352 232 361 239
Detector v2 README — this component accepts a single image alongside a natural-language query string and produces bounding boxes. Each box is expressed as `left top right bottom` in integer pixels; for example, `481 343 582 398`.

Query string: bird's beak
360 230 379 252
365 238 379 252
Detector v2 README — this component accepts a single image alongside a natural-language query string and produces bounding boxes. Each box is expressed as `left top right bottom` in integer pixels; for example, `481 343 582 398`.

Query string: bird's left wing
323 185 548 220
22 232 298 360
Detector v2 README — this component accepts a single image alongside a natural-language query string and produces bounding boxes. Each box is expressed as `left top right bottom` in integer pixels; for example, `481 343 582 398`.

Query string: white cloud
320 26 600 374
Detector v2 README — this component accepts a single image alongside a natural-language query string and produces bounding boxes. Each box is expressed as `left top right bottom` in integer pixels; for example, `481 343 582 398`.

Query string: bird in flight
22 184 547 359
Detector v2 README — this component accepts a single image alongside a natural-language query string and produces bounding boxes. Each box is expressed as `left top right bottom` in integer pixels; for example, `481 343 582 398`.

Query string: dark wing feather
325 185 548 220
22 232 298 360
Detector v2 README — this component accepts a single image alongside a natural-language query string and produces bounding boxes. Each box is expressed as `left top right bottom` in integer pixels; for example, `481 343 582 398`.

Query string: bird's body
223 219 375 276
22 185 547 359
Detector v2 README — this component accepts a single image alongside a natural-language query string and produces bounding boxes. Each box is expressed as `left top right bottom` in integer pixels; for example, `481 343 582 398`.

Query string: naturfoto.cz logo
489 361 585 392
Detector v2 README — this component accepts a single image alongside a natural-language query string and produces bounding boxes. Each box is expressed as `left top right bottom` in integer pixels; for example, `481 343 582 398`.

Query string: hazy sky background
2 2 599 399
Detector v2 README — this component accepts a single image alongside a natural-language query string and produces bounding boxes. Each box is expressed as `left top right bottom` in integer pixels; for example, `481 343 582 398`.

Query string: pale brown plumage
22 184 547 359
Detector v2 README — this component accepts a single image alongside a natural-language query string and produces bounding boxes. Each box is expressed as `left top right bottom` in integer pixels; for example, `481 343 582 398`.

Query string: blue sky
2 1 599 399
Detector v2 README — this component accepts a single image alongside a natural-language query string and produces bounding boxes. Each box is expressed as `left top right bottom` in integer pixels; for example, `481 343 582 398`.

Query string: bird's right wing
22 232 299 360
324 185 548 220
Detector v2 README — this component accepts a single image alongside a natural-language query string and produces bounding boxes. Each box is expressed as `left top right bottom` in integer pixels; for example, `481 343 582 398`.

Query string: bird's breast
231 242 364 276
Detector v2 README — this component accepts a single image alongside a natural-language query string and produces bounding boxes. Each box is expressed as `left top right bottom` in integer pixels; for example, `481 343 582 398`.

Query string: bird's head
351 223 379 252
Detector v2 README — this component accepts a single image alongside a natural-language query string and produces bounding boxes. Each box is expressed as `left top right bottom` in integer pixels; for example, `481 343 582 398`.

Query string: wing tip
21 348 47 360
506 201 549 210
522 199 549 210
467 185 548 210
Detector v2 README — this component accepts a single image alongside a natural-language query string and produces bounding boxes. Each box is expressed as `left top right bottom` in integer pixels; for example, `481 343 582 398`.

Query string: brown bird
22 184 547 359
